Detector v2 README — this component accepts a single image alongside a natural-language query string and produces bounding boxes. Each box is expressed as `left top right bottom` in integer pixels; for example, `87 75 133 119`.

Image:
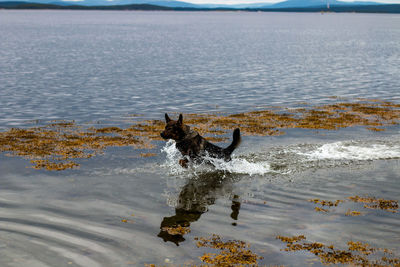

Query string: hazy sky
183 0 400 4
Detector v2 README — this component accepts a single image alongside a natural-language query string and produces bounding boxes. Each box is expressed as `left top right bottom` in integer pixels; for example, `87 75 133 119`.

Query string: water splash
160 140 273 176
161 138 400 177
296 141 400 161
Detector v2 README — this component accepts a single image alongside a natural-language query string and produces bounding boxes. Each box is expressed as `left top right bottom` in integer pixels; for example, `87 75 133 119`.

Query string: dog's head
160 113 189 141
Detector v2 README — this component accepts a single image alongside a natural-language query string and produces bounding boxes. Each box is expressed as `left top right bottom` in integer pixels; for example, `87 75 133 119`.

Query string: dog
160 113 241 167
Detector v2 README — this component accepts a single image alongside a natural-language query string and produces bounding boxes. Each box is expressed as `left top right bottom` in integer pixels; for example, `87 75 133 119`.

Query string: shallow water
1 11 400 127
0 10 400 266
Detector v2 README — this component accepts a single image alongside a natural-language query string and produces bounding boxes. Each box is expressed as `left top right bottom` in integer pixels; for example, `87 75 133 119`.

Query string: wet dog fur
160 114 241 167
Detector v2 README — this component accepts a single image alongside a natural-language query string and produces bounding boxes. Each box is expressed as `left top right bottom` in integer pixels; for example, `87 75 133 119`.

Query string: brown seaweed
1 99 399 170
348 196 398 213
309 196 398 214
195 234 263 266
276 235 399 266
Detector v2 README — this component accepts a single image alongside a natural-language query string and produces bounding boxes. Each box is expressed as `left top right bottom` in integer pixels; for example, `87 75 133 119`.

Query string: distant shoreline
1 2 400 13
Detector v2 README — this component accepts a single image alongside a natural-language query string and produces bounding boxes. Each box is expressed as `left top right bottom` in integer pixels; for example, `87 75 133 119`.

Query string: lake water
0 10 400 266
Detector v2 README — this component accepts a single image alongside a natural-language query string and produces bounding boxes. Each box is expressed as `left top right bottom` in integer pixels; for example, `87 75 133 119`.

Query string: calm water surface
0 11 400 266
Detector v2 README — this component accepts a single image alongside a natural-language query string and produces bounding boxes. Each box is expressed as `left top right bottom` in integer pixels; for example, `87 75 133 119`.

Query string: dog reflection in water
158 172 241 246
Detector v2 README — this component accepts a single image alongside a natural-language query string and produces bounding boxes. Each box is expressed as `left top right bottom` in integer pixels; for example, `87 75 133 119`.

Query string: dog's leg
179 158 189 168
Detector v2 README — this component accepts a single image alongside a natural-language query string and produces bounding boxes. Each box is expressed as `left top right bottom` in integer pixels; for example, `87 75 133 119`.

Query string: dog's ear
165 113 171 123
177 114 183 125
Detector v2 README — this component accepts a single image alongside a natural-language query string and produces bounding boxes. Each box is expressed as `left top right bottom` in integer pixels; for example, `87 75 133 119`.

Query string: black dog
160 113 241 167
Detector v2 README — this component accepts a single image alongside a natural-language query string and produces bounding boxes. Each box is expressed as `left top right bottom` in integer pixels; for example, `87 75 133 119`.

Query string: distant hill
253 3 400 13
0 0 198 6
271 0 339 8
38 0 200 7
1 0 399 13
0 0 384 8
0 0 28 6
269 0 382 8
0 1 172 9
147 0 199 7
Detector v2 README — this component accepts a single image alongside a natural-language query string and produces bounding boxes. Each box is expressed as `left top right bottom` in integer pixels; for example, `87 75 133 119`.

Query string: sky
183 0 400 4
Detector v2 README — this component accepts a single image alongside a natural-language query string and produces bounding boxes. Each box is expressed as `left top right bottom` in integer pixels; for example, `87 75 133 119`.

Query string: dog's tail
224 128 241 156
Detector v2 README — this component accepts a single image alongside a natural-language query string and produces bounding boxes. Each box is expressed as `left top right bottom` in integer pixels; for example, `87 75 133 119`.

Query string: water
0 10 400 266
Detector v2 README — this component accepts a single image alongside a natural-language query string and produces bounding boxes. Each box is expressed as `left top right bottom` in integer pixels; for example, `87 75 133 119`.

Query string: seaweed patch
140 153 157 158
348 196 398 213
308 198 344 213
161 225 191 236
195 234 263 266
0 122 148 170
314 207 329 213
345 210 362 216
309 199 343 207
1 99 399 170
309 196 398 214
276 235 400 266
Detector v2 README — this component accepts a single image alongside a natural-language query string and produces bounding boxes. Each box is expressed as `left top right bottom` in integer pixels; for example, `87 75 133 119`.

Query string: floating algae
1 99 400 170
308 198 345 214
145 234 263 266
276 235 400 266
348 196 399 213
0 122 146 170
309 199 343 207
143 99 400 140
308 196 398 214
314 207 329 213
345 210 362 216
161 225 191 236
195 234 263 266
140 153 157 158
